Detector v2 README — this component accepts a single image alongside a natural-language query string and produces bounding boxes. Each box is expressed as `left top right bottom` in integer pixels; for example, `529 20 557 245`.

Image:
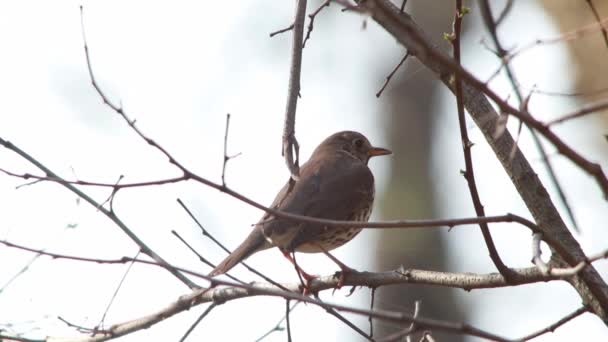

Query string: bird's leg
281 249 316 294
316 245 355 289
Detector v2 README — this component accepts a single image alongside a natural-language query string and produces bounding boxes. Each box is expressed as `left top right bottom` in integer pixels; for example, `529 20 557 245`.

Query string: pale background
0 1 607 341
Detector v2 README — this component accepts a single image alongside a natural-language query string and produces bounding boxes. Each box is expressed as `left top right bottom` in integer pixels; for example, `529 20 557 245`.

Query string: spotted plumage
209 131 391 276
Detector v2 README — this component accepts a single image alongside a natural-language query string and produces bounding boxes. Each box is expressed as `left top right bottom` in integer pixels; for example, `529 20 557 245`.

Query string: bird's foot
280 249 319 295
299 270 319 296
317 247 355 289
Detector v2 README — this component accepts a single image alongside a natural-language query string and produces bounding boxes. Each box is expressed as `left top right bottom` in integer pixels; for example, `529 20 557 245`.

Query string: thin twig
585 0 608 49
5 238 593 290
2 159 576 260
532 233 550 275
369 287 376 338
303 0 331 48
495 0 514 26
453 0 515 281
171 230 217 270
58 316 99 334
270 24 294 37
179 304 216 342
516 306 589 341
0 253 42 294
98 250 141 329
530 85 608 97
546 98 608 126
282 0 307 180
99 175 124 213
285 300 293 342
0 166 555 240
510 17 608 60
376 51 410 98
377 300 421 342
221 113 241 187
313 293 374 341
255 302 300 342
479 0 578 232
176 199 289 291
0 141 197 289
358 0 608 319
370 0 608 197
78 6 197 288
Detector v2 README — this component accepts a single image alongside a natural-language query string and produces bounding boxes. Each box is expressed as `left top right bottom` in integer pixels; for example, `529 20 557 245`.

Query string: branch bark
44 267 562 342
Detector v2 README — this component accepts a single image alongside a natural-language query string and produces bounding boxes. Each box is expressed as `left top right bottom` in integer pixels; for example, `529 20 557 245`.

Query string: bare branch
532 233 550 274
516 306 589 341
378 300 421 342
6 237 607 341
313 292 374 341
0 136 197 289
376 51 410 98
369 287 376 337
175 200 289 291
179 304 216 342
585 0 608 49
495 0 514 26
269 23 294 37
510 17 608 59
358 0 608 197
221 113 241 187
282 0 307 180
255 302 299 341
302 0 331 48
479 0 578 236
0 253 42 294
98 250 141 329
356 0 608 320
285 300 293 342
545 98 608 126
64 277 515 342
452 0 515 281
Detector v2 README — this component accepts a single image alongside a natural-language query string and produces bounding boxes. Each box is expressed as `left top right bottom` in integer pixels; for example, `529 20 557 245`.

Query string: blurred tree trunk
373 2 466 340
541 0 608 112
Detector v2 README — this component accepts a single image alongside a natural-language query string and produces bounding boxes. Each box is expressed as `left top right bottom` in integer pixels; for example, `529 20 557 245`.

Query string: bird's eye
353 138 364 149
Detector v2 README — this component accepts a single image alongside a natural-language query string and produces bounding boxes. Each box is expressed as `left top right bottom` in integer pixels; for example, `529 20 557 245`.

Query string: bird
209 131 391 279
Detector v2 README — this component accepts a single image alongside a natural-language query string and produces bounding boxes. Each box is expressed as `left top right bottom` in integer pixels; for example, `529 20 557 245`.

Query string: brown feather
208 131 387 277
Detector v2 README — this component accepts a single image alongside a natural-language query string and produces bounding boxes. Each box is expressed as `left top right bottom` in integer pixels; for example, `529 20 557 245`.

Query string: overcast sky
0 1 607 341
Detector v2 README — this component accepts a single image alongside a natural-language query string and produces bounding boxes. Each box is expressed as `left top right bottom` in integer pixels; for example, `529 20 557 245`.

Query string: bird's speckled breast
295 190 374 253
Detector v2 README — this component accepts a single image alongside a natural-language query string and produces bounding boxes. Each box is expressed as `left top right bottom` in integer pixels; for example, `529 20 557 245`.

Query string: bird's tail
208 228 271 277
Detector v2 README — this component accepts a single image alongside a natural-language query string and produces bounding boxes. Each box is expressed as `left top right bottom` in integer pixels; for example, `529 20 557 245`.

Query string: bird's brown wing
266 153 375 251
209 153 374 276
208 171 299 276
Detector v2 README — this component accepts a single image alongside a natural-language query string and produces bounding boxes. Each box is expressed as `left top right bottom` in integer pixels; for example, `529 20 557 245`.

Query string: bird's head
314 131 392 164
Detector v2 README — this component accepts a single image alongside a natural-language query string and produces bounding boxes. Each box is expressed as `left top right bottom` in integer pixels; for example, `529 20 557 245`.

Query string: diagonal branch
39 272 523 342
355 0 608 198
5 237 605 341
0 137 197 290
516 305 589 340
355 0 608 322
479 0 579 233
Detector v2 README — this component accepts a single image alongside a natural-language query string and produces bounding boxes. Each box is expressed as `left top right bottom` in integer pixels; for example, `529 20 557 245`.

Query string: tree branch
282 0 307 180
452 0 515 281
355 0 608 322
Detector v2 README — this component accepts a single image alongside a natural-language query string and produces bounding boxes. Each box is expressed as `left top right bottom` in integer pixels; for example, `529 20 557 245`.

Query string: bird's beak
368 147 392 158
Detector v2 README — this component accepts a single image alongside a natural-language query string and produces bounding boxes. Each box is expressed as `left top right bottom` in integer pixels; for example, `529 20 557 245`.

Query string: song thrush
209 131 391 277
